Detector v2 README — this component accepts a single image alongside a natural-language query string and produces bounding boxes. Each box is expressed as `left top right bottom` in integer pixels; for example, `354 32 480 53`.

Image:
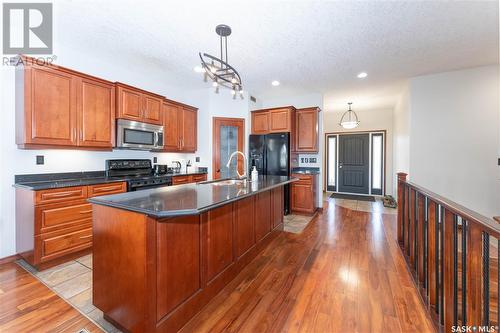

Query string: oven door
116 119 164 150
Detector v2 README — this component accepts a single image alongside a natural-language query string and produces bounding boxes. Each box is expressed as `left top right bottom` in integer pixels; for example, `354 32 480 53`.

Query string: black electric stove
105 159 172 191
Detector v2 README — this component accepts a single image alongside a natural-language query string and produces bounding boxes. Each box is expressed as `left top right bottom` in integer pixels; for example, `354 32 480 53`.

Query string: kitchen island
88 176 295 332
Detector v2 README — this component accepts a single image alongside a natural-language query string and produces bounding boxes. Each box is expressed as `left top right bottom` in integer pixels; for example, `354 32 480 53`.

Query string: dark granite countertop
291 167 320 175
14 169 208 190
88 175 296 218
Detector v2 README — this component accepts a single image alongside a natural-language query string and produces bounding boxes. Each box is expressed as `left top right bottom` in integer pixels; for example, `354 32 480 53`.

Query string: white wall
323 108 394 196
392 84 411 194
261 93 324 207
409 65 499 218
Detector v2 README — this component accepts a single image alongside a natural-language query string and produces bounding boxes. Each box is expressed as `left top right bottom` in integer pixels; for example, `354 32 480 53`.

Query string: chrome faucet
226 151 248 182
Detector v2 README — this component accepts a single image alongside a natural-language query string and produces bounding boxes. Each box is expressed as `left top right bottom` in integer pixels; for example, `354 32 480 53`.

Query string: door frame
212 117 245 180
324 129 387 196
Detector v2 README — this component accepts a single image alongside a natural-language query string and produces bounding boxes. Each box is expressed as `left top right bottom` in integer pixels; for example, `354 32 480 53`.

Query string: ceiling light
357 72 368 79
271 80 280 86
339 102 360 129
193 66 205 73
198 24 243 98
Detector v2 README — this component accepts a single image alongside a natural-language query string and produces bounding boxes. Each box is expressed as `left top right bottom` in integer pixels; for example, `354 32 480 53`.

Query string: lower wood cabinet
172 173 207 185
16 182 126 269
291 173 317 215
92 187 285 332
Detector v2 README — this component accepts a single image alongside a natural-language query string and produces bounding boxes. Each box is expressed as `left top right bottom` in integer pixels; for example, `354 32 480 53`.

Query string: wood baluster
461 219 467 325
405 185 410 254
466 223 483 327
428 200 438 309
417 193 425 284
482 232 490 325
397 173 407 245
443 209 457 332
409 189 416 267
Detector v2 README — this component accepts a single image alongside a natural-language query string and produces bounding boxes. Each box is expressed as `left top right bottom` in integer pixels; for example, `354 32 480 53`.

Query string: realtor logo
3 3 53 54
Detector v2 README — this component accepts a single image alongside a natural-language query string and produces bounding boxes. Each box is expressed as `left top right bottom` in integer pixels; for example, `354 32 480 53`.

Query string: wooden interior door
78 77 115 148
28 67 78 146
213 117 245 179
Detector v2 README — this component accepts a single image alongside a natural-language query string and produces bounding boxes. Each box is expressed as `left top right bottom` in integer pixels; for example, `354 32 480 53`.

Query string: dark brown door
29 67 78 146
78 77 115 148
338 134 370 194
212 117 245 179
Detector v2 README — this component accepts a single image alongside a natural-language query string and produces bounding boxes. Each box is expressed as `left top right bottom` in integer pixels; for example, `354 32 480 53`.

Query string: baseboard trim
0 254 20 265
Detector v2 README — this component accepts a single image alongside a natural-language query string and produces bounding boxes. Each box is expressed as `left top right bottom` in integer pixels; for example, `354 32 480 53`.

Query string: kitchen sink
199 178 249 186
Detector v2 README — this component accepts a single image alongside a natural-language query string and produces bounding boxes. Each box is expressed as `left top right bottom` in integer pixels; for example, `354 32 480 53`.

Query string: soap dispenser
251 166 258 182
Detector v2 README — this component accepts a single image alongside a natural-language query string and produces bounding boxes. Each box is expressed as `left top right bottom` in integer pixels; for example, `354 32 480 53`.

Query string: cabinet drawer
88 182 127 197
36 202 92 234
35 186 87 204
172 176 191 185
291 173 313 184
40 227 92 261
191 174 207 182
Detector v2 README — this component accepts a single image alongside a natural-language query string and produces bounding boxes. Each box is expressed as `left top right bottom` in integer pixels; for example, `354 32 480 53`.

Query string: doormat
330 193 375 202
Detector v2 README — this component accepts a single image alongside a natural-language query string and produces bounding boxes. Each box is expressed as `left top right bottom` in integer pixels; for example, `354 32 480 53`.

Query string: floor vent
77 329 90 333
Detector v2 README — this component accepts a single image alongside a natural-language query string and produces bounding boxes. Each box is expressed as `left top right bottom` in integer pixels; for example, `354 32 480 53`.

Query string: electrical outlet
304 158 309 163
309 157 317 163
196 157 200 162
301 158 304 163
153 157 157 163
36 155 44 165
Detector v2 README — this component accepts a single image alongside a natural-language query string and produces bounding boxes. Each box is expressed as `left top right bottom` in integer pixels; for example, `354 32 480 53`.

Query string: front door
338 134 370 194
213 117 245 179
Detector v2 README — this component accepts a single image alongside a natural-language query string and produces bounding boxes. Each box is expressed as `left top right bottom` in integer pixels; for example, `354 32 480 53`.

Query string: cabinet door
117 86 142 121
251 112 269 134
296 109 318 152
78 78 115 148
270 109 291 132
142 95 162 125
235 196 255 257
27 67 77 146
206 204 234 281
255 190 271 241
180 108 197 152
271 186 283 229
291 183 314 214
163 103 180 151
157 215 201 318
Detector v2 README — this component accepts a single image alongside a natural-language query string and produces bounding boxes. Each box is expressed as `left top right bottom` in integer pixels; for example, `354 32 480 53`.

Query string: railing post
397 172 408 245
466 223 483 327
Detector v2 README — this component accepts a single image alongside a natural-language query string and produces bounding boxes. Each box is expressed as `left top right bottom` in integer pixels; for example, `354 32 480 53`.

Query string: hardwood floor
0 197 434 333
0 261 101 332
181 198 435 332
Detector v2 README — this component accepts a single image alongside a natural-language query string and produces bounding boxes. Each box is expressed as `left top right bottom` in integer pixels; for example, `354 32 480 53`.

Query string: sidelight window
327 135 337 191
371 133 384 195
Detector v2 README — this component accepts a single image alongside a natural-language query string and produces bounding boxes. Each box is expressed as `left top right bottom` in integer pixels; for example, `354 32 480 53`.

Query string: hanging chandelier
198 24 243 99
339 102 360 129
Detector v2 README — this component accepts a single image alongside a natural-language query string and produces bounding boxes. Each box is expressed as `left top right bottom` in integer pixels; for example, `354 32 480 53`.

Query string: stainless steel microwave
116 119 164 150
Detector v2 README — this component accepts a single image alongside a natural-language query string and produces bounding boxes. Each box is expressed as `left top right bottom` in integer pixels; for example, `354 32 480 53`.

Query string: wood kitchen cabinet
290 173 317 215
162 99 198 152
295 107 320 153
251 106 296 134
115 82 163 125
16 181 127 270
15 57 115 149
172 174 207 185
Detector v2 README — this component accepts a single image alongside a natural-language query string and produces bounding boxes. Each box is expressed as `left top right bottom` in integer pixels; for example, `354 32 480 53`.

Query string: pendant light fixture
198 24 243 99
339 102 360 129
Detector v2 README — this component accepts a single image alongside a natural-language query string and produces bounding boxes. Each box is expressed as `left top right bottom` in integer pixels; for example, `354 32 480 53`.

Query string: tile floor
15 196 396 333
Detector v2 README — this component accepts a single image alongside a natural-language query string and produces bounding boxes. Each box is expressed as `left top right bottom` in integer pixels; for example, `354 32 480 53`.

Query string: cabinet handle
79 210 93 214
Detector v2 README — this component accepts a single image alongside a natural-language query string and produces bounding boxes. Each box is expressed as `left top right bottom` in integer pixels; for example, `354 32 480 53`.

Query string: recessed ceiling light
271 80 280 86
193 66 205 73
357 72 368 79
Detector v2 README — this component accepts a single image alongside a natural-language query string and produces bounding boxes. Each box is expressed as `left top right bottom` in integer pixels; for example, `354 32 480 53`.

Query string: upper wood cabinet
251 106 295 134
161 100 198 153
115 83 163 125
295 107 320 153
16 57 115 149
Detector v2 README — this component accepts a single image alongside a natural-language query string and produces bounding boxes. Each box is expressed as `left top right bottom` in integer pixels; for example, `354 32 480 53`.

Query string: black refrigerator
249 133 290 215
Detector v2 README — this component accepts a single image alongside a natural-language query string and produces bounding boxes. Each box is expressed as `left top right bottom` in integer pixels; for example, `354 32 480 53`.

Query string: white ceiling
55 0 499 112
